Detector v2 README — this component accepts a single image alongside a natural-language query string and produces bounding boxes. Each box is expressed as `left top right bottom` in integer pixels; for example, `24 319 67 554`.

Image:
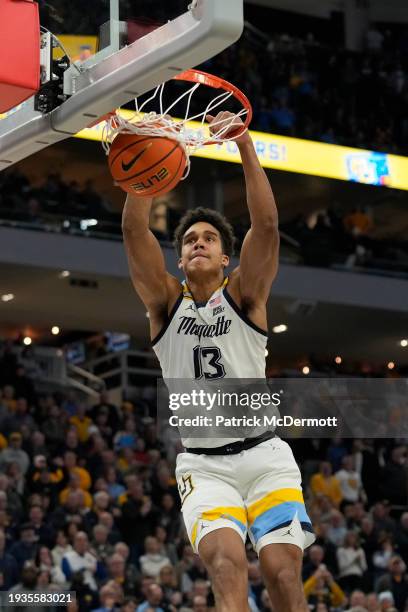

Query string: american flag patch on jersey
209 295 221 307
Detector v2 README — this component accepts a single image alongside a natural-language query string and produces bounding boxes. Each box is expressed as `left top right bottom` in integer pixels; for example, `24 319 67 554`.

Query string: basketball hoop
101 69 252 181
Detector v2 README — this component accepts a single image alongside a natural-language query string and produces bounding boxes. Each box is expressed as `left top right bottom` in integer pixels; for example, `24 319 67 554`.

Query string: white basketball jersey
152 278 268 448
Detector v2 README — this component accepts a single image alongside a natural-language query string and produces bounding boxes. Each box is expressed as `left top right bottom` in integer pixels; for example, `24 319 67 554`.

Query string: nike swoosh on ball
121 144 152 172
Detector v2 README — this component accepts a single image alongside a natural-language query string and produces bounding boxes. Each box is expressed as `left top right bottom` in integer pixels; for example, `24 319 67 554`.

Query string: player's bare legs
259 543 308 612
198 528 250 612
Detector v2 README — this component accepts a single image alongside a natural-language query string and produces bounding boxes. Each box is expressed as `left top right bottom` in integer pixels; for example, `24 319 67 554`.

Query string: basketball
108 132 187 197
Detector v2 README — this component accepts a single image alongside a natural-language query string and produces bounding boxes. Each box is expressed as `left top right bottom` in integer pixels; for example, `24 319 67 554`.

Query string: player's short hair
174 207 235 257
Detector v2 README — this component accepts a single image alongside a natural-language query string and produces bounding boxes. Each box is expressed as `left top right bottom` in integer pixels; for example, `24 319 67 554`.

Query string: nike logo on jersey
121 143 152 172
177 315 231 340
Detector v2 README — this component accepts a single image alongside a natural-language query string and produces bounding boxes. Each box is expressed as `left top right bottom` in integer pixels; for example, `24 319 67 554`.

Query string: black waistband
184 431 275 456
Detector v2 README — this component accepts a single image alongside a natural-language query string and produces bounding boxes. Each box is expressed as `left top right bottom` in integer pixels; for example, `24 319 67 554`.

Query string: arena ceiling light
51 326 60 335
80 219 98 231
23 336 32 346
59 270 70 278
400 339 408 347
302 366 310 375
264 348 269 357
388 361 395 370
335 356 342 364
1 293 14 302
272 324 287 334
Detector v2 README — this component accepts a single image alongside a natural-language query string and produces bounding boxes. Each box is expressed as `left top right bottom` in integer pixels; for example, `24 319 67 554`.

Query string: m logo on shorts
178 474 194 506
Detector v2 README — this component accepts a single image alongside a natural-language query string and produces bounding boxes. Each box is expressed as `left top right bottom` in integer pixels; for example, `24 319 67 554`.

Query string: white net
101 73 250 181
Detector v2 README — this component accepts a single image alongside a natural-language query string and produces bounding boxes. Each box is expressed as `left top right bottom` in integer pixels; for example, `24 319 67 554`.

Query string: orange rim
173 68 252 145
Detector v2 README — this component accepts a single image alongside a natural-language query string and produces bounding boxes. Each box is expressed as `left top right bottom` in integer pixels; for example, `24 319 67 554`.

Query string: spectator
348 589 368 610
70 404 94 444
336 455 365 506
91 582 119 612
365 592 380 611
303 565 346 608
139 537 171 579
376 556 408 612
303 545 326 580
120 479 159 561
359 516 379 574
0 528 19 590
113 418 137 452
3 396 36 437
248 561 264 610
51 529 73 568
0 432 30 475
372 503 396 536
373 536 395 581
62 531 98 591
377 590 395 610
105 553 134 596
2 385 16 412
9 561 39 595
310 462 343 507
9 523 38 572
136 583 165 612
90 392 120 431
113 542 140 587
337 531 368 593
28 505 55 548
157 564 179 601
327 510 348 547
191 595 208 612
327 438 348 473
63 450 92 491
91 524 113 564
36 546 66 586
381 447 408 506
105 467 126 502
41 404 66 453
59 473 93 508
396 513 408 566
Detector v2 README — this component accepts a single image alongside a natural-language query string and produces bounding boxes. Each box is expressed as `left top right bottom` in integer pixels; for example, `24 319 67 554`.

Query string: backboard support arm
0 0 244 171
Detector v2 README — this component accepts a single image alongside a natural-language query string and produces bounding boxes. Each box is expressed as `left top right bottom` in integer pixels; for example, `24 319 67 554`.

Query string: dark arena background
1 0 408 610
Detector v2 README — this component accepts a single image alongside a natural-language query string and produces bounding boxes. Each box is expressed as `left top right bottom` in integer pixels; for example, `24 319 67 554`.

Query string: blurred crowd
280 207 408 274
1 168 408 277
0 339 408 612
0 170 117 230
204 27 408 155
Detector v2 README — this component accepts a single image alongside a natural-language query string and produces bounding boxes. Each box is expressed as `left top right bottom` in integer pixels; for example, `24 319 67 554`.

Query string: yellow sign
53 35 98 60
2 104 408 190
77 110 408 191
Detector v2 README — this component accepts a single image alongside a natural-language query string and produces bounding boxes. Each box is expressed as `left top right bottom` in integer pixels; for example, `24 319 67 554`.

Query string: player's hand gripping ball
109 129 187 197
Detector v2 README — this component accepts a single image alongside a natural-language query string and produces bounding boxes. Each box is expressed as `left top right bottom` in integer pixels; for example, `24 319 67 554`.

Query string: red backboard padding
0 0 40 113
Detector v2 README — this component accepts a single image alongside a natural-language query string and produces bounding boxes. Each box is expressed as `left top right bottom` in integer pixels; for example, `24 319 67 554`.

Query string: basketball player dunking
122 112 314 611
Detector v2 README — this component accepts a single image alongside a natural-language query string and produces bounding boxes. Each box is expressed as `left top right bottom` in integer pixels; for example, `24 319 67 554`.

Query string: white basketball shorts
175 436 315 554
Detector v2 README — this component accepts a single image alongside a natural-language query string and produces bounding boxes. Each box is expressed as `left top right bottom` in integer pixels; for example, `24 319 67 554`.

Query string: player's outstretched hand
206 111 250 144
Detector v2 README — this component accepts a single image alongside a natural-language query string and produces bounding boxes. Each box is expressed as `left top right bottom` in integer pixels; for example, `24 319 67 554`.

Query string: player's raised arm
237 129 279 303
207 113 279 307
122 194 181 328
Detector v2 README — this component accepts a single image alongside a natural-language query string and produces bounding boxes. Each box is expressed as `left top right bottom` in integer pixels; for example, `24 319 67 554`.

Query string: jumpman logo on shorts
282 526 294 537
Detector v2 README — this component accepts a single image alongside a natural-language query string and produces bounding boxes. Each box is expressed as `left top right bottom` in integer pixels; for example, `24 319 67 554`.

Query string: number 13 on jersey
193 345 226 379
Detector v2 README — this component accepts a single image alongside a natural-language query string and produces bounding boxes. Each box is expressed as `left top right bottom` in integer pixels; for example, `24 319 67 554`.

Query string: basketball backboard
0 0 244 170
